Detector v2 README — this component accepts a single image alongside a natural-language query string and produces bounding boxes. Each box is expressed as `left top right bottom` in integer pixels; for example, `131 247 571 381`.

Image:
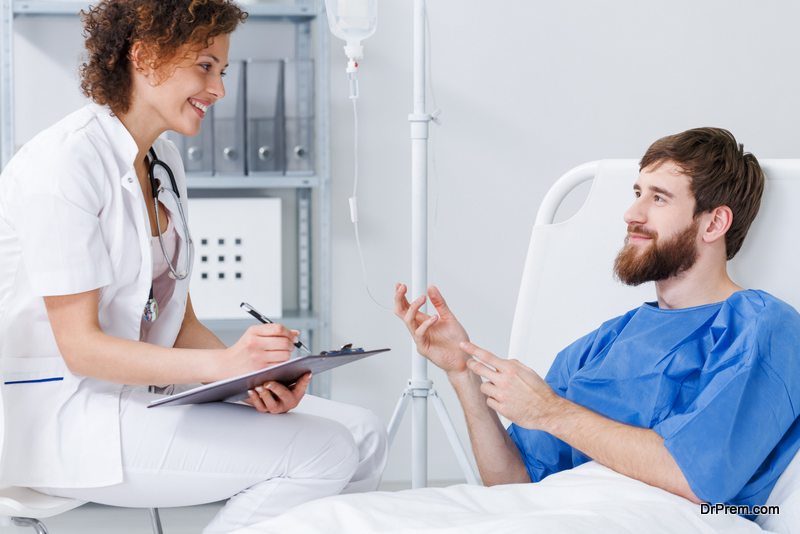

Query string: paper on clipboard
148 348 390 408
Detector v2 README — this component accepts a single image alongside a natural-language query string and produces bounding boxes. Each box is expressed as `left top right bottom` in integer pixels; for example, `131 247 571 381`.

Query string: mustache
626 224 657 240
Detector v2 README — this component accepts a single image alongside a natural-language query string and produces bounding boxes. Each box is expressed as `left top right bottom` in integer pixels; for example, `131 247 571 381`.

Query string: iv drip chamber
324 0 377 67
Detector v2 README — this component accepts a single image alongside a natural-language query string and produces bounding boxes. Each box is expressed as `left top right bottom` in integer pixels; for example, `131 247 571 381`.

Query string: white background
10 0 800 486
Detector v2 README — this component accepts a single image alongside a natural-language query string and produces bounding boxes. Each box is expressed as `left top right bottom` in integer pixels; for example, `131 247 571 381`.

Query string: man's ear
701 206 733 245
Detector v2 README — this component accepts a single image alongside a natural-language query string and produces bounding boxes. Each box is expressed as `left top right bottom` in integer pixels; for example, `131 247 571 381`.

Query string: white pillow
756 449 800 534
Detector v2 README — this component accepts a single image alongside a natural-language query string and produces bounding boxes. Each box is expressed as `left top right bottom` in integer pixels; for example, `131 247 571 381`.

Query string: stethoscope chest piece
143 294 159 323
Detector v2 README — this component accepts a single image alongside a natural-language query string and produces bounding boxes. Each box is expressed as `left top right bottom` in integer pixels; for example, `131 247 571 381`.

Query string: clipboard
148 348 390 408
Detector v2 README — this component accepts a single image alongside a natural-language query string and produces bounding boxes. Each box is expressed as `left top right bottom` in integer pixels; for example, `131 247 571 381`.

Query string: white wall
9 0 800 486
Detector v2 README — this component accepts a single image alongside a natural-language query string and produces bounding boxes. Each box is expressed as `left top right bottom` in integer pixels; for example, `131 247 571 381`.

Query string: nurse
0 1 387 532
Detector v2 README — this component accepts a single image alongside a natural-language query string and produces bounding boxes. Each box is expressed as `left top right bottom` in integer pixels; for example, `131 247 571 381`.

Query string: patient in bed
395 127 800 516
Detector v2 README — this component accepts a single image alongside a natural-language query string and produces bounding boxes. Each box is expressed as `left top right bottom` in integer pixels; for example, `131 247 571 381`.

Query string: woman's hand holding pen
217 323 299 380
395 284 471 376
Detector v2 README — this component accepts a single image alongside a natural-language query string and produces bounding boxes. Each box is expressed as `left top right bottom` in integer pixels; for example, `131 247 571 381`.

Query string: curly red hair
79 0 247 115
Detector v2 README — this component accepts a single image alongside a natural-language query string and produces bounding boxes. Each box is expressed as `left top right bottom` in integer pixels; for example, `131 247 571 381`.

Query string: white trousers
38 386 388 533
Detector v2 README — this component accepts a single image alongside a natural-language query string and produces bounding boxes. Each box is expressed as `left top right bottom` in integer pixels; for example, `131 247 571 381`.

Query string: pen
240 302 312 354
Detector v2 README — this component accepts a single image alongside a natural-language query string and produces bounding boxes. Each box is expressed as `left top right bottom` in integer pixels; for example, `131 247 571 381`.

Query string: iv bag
324 0 377 50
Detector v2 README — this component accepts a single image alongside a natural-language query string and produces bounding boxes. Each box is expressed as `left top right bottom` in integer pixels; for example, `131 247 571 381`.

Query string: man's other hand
461 341 562 430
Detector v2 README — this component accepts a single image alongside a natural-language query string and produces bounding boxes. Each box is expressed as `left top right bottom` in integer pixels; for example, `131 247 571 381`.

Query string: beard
613 219 700 286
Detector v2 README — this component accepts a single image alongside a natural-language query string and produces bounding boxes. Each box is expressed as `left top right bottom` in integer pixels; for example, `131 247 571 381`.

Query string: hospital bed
228 160 800 534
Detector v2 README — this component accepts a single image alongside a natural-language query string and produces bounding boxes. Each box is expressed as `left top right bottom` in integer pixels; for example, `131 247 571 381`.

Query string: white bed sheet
231 461 774 534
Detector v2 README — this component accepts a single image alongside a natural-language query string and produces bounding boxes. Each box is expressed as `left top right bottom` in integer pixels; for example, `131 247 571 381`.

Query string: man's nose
624 199 646 225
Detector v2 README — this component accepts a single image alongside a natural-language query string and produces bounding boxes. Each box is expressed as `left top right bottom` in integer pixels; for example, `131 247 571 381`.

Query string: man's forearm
449 370 531 486
458 342 701 502
544 398 700 503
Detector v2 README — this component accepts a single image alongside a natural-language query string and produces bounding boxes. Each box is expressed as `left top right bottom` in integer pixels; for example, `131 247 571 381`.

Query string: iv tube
350 96 390 310
325 0 387 308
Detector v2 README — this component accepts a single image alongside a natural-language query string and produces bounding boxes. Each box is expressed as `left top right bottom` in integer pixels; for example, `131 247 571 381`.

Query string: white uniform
0 104 387 532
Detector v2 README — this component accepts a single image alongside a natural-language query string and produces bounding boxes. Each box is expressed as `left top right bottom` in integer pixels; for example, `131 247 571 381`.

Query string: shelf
187 174 319 189
201 310 321 333
12 1 86 15
13 1 317 20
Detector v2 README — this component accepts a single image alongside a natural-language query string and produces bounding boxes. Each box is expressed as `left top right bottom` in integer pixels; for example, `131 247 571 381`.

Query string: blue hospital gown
508 289 800 510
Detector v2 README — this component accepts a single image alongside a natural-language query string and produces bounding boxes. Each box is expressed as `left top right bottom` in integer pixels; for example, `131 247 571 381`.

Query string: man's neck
654 260 744 309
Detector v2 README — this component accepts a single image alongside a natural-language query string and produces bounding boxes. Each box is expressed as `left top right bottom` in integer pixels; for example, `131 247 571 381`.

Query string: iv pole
385 0 479 489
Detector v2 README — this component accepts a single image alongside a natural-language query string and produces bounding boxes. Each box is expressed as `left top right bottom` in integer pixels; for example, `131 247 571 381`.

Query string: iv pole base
387 380 480 487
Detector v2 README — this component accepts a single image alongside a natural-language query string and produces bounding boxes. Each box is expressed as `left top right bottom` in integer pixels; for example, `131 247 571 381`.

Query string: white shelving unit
0 0 333 397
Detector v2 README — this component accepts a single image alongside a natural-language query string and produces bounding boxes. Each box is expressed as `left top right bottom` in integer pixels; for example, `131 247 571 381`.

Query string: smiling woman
126 32 231 137
0 1 388 532
79 0 246 116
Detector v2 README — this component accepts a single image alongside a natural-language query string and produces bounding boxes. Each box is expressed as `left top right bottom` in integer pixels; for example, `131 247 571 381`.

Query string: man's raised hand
394 284 471 375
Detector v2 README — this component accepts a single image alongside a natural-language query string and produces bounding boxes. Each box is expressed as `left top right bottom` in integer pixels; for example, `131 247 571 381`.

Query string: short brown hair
639 127 764 260
79 0 248 115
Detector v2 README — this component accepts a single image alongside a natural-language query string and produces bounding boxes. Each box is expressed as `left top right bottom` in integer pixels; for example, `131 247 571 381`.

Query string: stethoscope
142 147 194 323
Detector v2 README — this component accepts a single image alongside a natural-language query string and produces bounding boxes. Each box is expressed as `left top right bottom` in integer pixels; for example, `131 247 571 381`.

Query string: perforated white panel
188 198 282 320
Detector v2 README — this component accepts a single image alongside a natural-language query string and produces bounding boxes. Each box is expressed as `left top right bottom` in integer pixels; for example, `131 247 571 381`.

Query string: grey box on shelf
284 59 315 176
247 59 285 175
214 61 246 175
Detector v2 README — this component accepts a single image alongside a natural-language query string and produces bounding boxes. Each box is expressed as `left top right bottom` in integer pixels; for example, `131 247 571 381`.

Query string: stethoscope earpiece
169 270 188 280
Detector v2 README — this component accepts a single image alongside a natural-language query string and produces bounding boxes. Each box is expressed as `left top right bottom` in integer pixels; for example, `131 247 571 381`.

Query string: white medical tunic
0 104 192 488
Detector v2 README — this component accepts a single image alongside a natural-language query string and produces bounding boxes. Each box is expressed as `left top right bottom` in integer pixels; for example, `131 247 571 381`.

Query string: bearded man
395 127 800 516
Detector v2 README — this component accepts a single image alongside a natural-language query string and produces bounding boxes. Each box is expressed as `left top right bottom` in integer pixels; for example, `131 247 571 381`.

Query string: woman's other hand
245 373 312 413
